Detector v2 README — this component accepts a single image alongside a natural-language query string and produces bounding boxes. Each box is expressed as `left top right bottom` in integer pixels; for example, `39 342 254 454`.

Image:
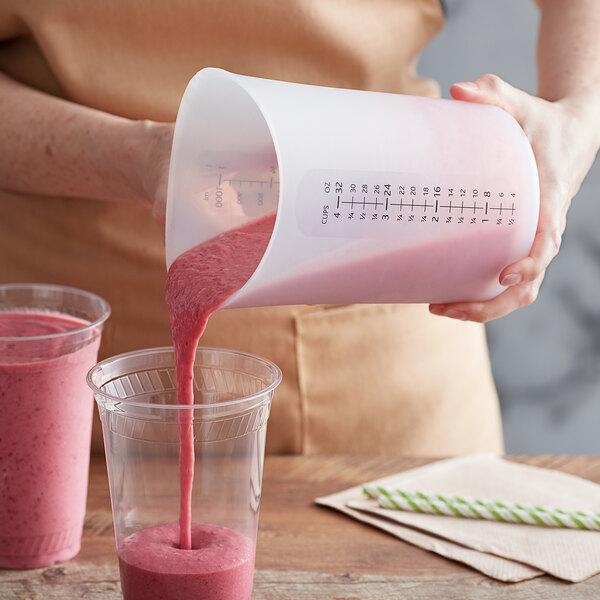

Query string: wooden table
2 455 600 599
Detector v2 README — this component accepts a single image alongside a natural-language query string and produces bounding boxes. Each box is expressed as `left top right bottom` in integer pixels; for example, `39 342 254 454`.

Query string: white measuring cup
165 68 539 306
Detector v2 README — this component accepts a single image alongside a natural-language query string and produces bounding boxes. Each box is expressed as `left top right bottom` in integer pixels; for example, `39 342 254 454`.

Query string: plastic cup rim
86 346 283 411
0 283 111 342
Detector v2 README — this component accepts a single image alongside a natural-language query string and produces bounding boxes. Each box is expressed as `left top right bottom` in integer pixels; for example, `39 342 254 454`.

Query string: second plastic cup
0 283 110 568
87 347 281 600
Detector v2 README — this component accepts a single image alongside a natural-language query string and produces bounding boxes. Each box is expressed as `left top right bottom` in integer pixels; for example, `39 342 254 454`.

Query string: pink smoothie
0 311 101 568
237 227 513 307
116 214 275 599
118 523 255 600
166 212 275 549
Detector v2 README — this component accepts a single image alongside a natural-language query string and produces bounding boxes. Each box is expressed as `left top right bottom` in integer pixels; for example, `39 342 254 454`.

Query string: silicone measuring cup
165 68 539 306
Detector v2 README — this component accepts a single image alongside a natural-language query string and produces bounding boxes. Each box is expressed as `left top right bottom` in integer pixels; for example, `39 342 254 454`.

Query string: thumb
450 74 531 123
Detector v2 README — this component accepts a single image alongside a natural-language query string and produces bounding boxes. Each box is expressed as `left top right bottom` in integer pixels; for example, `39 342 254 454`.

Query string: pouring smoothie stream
115 214 275 600
166 213 275 551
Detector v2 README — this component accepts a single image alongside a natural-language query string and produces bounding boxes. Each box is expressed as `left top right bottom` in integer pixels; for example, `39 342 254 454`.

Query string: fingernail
501 273 522 286
454 81 479 91
445 310 468 321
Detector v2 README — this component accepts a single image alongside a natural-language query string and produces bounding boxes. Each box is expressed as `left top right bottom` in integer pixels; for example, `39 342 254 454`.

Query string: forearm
0 71 159 204
536 0 600 129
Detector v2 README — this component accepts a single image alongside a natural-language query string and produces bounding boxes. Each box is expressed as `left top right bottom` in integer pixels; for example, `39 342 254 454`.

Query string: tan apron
0 0 503 456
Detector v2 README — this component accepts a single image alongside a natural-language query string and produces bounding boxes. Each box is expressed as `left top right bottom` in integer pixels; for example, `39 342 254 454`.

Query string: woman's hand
139 121 174 226
429 73 600 322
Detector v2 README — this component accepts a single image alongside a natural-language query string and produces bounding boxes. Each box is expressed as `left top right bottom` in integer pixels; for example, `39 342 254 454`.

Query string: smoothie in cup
0 284 110 569
88 347 281 600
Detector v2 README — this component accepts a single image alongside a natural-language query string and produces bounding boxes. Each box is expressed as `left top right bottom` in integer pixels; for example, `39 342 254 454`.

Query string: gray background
419 0 600 454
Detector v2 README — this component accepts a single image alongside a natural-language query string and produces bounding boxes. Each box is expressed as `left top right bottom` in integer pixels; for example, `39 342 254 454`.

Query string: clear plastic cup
0 283 110 569
87 347 282 600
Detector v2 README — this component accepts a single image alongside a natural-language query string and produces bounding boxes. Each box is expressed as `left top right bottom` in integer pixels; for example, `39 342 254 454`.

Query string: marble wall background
419 0 600 454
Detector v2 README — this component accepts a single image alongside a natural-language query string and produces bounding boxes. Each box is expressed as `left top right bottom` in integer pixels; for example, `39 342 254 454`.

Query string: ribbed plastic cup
87 347 281 600
0 283 110 569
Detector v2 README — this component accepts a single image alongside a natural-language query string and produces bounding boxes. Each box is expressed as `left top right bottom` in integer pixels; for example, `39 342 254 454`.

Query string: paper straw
362 486 600 531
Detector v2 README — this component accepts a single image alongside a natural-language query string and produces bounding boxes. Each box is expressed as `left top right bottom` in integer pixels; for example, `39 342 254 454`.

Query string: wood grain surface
2 455 600 599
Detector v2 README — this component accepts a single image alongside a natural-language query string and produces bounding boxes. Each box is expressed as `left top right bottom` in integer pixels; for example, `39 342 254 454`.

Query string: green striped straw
362 486 600 531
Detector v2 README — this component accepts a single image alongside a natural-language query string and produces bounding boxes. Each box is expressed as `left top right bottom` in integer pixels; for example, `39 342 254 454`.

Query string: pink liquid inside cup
119 523 255 600
0 311 100 568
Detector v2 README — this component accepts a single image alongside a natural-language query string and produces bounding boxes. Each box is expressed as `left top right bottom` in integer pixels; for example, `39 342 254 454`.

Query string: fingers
429 224 557 323
450 74 531 125
151 189 168 226
499 230 559 286
429 212 561 323
429 273 544 323
499 183 565 286
142 121 174 227
429 225 556 323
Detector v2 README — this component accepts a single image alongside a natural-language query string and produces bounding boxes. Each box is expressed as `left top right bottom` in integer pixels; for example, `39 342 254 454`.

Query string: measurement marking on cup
389 200 406 210
313 177 520 230
224 178 279 186
488 202 516 215
346 197 385 209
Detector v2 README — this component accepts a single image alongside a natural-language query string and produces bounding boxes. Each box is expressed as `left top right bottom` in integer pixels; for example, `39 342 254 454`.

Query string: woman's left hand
139 121 175 227
429 73 600 323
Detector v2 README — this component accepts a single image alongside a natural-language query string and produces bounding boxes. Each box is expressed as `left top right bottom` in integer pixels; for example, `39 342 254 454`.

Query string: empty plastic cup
87 347 281 600
0 283 110 568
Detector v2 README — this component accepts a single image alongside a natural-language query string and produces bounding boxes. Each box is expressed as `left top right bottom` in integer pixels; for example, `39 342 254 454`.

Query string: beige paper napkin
316 454 600 582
